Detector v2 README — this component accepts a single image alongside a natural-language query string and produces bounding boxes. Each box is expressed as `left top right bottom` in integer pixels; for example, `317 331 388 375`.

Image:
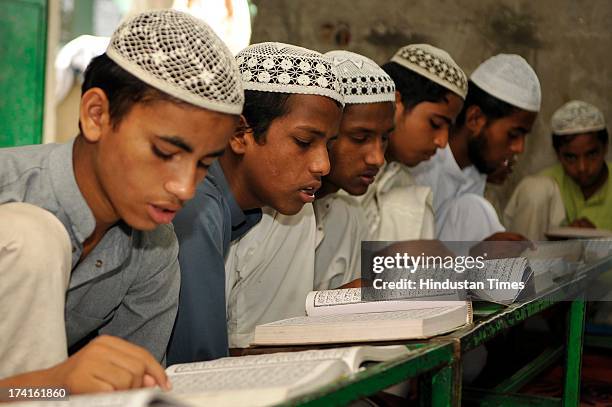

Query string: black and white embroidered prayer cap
551 100 606 136
107 9 244 115
390 44 467 99
236 42 344 106
325 50 395 105
470 54 541 112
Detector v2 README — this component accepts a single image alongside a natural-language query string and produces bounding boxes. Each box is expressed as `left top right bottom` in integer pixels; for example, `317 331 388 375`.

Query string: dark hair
241 90 292 144
80 53 183 132
456 80 518 125
552 128 609 152
381 61 449 110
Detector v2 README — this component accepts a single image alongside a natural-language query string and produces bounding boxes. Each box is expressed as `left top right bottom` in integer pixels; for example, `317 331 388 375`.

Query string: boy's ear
394 91 407 119
79 88 111 142
465 105 487 136
228 115 252 155
394 91 404 112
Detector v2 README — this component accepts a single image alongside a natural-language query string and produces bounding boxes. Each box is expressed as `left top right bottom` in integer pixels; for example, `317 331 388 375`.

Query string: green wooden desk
458 254 612 406
282 255 612 407
281 341 457 406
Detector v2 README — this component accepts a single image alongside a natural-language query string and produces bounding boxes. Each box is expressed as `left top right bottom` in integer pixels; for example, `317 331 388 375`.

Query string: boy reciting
168 42 344 363
0 10 243 393
221 50 396 348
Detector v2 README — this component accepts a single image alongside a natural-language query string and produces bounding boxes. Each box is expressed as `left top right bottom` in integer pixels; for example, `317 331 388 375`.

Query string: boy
358 44 467 241
412 54 541 242
0 10 243 393
221 51 396 348
167 42 344 363
505 100 610 240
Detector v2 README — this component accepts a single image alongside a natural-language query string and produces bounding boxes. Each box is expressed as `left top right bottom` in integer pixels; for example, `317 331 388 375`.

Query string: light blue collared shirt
0 139 180 362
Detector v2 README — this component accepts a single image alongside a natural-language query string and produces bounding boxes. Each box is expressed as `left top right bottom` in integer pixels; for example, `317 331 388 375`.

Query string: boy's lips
358 168 379 185
298 181 321 203
147 203 181 224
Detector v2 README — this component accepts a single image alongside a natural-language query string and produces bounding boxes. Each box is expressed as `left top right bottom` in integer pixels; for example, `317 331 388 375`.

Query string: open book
370 256 536 305
20 346 410 407
546 226 612 240
252 290 472 346
521 241 585 293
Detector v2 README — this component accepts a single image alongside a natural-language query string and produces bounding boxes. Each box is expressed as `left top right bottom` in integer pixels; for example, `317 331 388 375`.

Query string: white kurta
313 194 369 290
224 204 316 348
437 193 505 241
410 145 503 241
503 175 566 241
354 161 435 241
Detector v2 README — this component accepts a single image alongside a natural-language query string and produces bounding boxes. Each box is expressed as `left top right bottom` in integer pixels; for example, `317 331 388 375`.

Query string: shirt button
95 260 103 268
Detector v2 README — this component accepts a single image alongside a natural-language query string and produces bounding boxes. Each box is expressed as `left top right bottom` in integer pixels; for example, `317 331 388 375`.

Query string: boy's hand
49 335 171 394
470 232 534 259
569 217 596 228
0 335 171 395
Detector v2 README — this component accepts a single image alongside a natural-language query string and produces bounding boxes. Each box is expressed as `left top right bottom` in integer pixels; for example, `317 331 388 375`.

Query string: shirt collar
207 160 262 240
48 139 96 244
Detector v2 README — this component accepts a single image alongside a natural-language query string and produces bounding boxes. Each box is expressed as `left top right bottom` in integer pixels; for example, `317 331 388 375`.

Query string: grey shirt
168 160 261 364
0 140 180 362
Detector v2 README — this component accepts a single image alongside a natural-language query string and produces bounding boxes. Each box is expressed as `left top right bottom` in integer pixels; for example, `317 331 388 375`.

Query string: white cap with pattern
390 44 468 99
551 100 606 135
106 9 244 115
236 42 344 106
470 54 541 112
325 50 395 105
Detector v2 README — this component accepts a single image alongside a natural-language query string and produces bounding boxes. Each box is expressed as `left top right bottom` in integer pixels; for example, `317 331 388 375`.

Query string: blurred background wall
248 0 612 208
49 0 611 209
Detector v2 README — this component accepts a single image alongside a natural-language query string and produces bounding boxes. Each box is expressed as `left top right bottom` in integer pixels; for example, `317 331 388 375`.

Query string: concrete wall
250 0 612 209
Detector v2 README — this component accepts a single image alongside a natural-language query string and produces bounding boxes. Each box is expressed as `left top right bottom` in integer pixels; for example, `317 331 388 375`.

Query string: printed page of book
468 258 529 304
168 345 410 377
522 241 584 262
169 359 348 406
305 288 465 317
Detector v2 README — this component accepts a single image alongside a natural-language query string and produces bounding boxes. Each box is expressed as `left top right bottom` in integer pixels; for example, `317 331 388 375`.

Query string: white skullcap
107 9 244 115
470 54 541 112
236 42 344 106
325 50 395 105
390 44 468 99
551 100 606 136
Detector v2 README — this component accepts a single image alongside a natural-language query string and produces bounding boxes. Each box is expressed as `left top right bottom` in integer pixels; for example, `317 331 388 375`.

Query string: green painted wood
419 359 461 407
0 0 48 147
493 347 563 393
280 342 455 406
431 365 453 407
563 298 586 407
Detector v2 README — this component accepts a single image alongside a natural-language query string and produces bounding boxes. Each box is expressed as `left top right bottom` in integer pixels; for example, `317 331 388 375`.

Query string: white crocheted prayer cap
325 50 395 105
236 42 344 106
551 100 606 136
390 44 468 99
106 9 244 115
470 54 541 112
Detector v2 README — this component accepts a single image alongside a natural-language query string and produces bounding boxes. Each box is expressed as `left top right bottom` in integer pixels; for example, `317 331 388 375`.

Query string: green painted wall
0 0 48 147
